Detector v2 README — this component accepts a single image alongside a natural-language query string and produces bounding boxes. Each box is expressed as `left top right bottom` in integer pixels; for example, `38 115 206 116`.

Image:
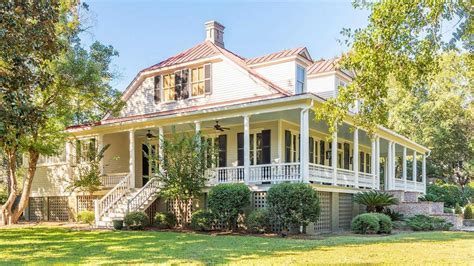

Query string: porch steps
96 188 158 228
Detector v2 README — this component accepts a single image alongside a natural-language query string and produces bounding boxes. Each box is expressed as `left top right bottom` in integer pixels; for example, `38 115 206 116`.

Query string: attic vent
205 21 225 48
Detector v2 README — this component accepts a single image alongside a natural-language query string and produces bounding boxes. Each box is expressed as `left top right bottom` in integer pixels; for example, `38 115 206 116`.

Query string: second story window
155 64 212 103
296 65 305 94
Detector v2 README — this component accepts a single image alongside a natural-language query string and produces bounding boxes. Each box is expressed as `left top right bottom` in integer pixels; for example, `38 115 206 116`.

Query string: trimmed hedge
154 212 176 229
124 211 149 230
190 210 214 231
208 184 251 231
267 183 320 233
406 215 453 231
464 205 473 219
351 213 393 234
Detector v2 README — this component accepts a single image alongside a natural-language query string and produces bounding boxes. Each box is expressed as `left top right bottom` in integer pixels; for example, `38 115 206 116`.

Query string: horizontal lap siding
253 61 296 93
103 132 130 174
31 164 69 197
120 60 275 118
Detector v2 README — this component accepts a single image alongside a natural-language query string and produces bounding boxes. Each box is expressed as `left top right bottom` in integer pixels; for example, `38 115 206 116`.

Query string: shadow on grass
0 227 472 264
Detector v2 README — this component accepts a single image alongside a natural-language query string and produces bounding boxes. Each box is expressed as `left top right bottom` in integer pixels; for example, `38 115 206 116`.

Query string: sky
80 0 370 92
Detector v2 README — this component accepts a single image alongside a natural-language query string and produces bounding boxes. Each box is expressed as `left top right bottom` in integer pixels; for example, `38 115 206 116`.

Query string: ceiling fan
146 130 156 139
206 121 230 132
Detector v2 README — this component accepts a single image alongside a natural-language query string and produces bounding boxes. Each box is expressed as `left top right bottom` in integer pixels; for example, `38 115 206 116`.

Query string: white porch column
97 134 104 175
129 129 136 188
371 139 376 189
243 115 250 184
376 137 380 189
300 109 309 183
353 129 359 188
195 121 201 134
386 141 392 190
332 130 338 185
413 151 417 190
402 147 407 190
158 126 164 174
392 142 396 189
422 154 426 193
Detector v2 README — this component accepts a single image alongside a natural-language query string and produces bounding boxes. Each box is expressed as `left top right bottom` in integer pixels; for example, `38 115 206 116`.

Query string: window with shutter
366 153 371 173
261 130 271 164
309 137 314 163
320 140 325 165
217 135 227 167
237 133 243 166
154 76 161 102
285 130 291 163
360 152 365 173
343 143 350 170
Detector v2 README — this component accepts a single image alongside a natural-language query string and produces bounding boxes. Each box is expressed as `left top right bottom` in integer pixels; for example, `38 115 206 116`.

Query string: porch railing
127 177 160 213
100 173 128 188
359 172 374 188
248 163 300 183
94 173 131 224
308 163 333 184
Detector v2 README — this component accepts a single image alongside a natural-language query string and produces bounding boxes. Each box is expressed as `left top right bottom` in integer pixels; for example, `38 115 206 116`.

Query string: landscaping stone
463 219 474 227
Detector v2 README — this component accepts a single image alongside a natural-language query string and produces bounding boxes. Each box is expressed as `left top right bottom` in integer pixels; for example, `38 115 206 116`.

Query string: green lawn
0 227 472 265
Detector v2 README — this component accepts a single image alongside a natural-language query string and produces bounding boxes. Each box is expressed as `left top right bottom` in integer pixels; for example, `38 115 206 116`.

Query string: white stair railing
127 177 160 213
94 173 131 225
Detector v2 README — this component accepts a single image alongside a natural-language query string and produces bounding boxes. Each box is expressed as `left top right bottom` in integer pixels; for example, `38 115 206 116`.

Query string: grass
0 226 472 265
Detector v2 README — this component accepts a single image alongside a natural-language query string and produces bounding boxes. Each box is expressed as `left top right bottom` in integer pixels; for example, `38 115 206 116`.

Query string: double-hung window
191 64 211 97
296 65 305 94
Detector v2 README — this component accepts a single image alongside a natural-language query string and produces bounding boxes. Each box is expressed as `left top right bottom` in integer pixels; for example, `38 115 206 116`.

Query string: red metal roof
245 47 311 65
307 58 340 74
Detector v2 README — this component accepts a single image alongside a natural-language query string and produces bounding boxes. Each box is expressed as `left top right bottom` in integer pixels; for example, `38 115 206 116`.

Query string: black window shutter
154 76 161 102
309 137 314 163
344 143 350 170
360 152 365 173
261 130 271 164
285 130 291 163
142 144 149 176
237 133 244 166
320 140 325 165
366 153 371 173
76 140 81 164
204 64 212 94
181 69 189 99
218 135 227 167
174 71 181 100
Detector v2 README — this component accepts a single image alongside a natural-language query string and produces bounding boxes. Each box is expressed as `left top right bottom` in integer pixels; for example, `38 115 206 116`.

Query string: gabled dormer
307 58 353 99
246 48 313 94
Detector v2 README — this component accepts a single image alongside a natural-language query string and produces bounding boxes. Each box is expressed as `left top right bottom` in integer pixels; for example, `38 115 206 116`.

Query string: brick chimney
205 21 225 48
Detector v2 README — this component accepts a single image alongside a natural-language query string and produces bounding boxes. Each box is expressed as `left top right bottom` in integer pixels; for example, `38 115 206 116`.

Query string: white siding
119 59 276 118
307 74 336 98
31 164 70 197
253 61 296 93
103 132 130 174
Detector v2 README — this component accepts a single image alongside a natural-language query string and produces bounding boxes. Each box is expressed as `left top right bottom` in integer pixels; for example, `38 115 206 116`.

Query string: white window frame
295 65 306 94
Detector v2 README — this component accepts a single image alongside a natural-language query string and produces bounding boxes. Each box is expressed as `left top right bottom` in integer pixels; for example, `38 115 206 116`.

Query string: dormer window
154 64 211 103
296 65 305 94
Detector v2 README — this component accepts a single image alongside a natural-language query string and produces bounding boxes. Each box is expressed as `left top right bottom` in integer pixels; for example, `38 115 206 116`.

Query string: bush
124 211 149 230
154 212 176 229
373 213 393 234
353 191 399 212
464 205 473 219
246 209 270 234
406 215 453 231
383 208 404 221
267 183 320 233
454 203 462 214
351 213 380 234
77 211 95 225
208 184 251 231
190 210 214 231
113 219 123 230
424 183 471 208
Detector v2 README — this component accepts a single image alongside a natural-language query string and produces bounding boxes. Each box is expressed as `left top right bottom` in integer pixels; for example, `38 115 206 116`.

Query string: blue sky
80 0 370 92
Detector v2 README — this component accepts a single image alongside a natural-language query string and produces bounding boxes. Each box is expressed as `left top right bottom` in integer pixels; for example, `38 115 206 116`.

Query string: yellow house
27 21 429 232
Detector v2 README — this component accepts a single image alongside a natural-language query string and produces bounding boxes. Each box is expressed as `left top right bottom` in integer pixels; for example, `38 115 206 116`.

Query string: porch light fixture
146 130 155 140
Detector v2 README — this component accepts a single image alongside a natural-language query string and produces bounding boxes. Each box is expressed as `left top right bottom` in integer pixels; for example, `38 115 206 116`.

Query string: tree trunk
1 150 39 225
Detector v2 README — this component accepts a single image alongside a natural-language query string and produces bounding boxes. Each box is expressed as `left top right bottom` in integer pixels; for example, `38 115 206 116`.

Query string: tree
67 143 111 196
147 130 213 227
0 2 123 224
316 0 471 135
387 52 473 189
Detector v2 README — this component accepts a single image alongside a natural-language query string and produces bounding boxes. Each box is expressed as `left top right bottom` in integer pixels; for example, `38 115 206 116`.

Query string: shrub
406 215 453 231
383 208 404 221
0 189 7 205
124 211 149 230
154 212 176 229
208 184 251 231
77 211 95 225
464 205 473 219
246 209 270 234
351 213 380 234
454 203 462 214
190 210 214 231
353 191 399 212
113 219 123 230
267 183 320 233
424 183 471 208
373 213 393 234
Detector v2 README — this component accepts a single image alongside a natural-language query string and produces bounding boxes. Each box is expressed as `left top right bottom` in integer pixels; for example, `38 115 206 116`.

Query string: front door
142 143 158 186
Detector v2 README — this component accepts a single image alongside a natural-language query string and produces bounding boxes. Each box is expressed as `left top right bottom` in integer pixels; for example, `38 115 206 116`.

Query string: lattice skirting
338 193 354 229
167 198 193 226
76 195 100 212
28 196 70 221
314 191 332 233
145 198 160 225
